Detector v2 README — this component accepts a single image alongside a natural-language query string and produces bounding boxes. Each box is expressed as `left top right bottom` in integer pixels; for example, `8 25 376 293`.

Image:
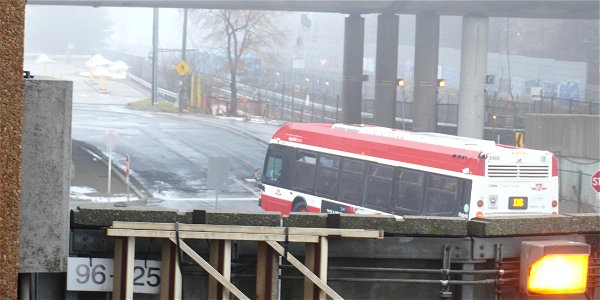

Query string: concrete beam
0 2 25 298
26 1 600 20
468 214 600 236
457 16 489 139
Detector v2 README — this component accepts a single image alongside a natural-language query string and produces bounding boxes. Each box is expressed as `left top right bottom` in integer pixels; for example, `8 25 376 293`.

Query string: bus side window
365 164 393 212
264 155 283 183
315 154 340 198
293 151 317 193
338 158 365 206
425 175 458 215
394 169 424 213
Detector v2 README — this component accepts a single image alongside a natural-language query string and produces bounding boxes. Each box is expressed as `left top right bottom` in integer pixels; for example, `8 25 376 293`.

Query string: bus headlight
520 240 590 295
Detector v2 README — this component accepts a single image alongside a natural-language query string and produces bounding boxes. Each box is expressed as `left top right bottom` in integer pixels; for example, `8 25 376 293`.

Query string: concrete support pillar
341 13 365 124
457 16 489 139
412 14 440 132
374 13 400 128
20 79 72 275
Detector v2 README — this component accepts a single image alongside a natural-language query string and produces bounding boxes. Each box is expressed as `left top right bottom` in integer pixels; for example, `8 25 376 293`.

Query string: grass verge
127 99 179 113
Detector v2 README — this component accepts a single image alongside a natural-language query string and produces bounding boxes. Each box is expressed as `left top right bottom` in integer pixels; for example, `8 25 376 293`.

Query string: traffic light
397 78 405 87
437 79 446 87
520 240 590 295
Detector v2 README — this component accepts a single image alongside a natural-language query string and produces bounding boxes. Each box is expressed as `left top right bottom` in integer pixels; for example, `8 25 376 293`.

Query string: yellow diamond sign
175 60 190 76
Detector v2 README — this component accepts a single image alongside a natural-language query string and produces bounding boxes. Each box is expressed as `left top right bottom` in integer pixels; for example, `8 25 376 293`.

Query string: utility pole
178 8 189 112
151 8 159 106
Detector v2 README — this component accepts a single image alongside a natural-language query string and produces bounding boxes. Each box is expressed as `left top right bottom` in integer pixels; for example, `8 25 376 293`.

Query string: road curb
75 140 150 202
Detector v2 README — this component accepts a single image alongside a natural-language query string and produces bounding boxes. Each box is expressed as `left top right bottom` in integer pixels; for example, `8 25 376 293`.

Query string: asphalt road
25 56 281 213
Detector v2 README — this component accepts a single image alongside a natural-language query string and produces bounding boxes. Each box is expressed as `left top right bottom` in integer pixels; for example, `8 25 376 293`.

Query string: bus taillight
476 199 484 207
552 200 558 208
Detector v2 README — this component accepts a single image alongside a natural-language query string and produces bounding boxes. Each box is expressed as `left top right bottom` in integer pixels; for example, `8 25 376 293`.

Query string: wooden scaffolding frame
106 221 383 300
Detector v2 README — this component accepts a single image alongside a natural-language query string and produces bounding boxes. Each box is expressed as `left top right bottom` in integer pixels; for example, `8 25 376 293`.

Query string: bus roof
271 123 526 176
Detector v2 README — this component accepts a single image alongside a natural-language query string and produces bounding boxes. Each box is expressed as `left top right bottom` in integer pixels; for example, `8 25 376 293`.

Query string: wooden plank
112 237 135 300
208 240 231 300
304 237 329 300
112 238 123 300
318 236 328 300
160 240 181 300
266 241 343 300
111 221 382 239
222 240 232 300
107 228 320 243
169 238 250 300
256 241 279 300
304 243 316 299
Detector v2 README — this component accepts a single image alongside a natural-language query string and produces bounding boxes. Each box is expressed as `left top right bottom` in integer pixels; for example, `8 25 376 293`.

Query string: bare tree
190 9 286 116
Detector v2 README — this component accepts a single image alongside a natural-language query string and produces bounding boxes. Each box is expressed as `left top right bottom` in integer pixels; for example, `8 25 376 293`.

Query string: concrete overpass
28 0 600 138
26 0 600 19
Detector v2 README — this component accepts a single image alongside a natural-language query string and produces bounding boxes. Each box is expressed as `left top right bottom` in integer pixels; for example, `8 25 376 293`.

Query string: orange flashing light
475 211 484 218
528 254 589 294
520 240 590 296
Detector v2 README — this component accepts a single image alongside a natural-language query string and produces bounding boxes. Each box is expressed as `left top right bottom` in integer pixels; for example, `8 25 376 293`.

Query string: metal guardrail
128 72 178 103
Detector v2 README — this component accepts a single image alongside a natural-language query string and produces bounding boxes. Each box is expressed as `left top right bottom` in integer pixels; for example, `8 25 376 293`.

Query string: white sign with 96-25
67 257 161 294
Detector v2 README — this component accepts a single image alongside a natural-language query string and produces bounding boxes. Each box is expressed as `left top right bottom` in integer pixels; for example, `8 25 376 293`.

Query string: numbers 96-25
67 257 161 294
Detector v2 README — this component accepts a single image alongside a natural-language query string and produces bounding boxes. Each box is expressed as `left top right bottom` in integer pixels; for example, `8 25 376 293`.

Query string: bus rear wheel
291 200 308 212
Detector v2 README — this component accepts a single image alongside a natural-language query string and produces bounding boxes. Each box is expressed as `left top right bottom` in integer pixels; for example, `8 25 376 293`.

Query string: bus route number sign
508 197 528 209
67 257 161 294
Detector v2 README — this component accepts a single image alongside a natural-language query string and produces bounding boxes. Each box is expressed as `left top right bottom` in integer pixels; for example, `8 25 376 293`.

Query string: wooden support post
112 237 135 300
256 241 279 300
209 240 232 300
266 241 342 300
304 237 329 300
170 238 249 300
160 240 182 299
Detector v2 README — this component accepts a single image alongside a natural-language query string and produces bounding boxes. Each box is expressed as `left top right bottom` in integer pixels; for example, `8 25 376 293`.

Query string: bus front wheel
291 199 308 212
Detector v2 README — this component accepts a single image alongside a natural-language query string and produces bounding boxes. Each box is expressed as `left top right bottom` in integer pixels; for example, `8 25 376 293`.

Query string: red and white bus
259 123 558 219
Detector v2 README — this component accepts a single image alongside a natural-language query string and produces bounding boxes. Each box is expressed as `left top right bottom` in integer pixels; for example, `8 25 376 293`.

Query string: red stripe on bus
260 194 320 215
273 123 486 176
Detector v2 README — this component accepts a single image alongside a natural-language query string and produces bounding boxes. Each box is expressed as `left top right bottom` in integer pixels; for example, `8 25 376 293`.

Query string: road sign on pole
103 130 119 196
208 157 230 209
125 154 131 201
592 170 600 193
175 60 190 76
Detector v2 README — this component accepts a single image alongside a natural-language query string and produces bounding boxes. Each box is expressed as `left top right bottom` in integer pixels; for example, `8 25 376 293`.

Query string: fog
24 5 598 101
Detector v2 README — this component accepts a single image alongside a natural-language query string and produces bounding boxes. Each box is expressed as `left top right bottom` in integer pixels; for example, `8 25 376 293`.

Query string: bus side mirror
520 240 590 296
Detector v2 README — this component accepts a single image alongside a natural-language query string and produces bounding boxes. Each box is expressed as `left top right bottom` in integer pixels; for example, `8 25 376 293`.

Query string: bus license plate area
508 197 528 209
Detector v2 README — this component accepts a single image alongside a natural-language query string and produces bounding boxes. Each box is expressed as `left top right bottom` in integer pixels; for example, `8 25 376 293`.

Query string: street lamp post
397 78 406 129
